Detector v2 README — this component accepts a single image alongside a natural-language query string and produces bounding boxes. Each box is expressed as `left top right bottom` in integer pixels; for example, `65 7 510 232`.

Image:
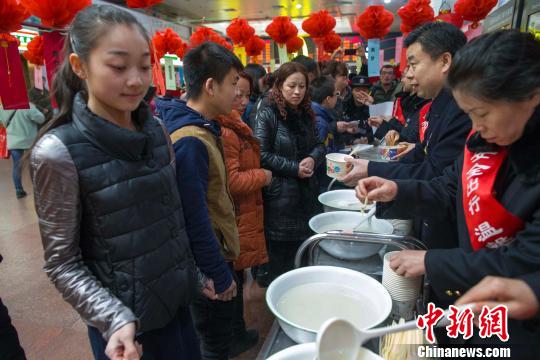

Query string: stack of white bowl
382 251 422 302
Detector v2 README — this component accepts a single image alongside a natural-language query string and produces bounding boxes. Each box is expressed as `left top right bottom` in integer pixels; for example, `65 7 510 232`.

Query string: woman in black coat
254 62 324 280
355 30 540 354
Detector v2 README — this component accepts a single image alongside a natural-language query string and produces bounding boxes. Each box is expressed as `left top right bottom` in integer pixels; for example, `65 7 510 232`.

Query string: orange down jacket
217 111 269 270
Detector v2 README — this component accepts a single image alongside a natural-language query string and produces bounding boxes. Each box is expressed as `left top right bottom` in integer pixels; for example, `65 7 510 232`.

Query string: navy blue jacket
372 88 471 250
368 88 471 180
155 98 232 293
312 101 338 153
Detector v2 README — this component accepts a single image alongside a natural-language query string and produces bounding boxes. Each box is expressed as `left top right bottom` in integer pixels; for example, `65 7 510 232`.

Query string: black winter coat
379 108 540 351
370 88 472 250
254 103 324 242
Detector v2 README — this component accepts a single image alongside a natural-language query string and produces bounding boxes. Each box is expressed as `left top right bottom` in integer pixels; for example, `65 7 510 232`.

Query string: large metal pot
266 266 392 344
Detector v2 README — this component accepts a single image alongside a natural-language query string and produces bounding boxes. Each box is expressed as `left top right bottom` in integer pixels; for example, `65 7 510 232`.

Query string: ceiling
151 0 447 34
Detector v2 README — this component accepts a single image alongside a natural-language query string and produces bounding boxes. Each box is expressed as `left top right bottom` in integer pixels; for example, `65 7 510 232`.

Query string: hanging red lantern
356 5 394 40
152 28 187 60
435 12 464 28
286 36 304 54
0 0 30 34
301 10 336 39
226 18 255 45
190 27 232 50
398 0 435 34
265 16 298 45
21 0 91 29
454 0 497 29
322 31 341 53
245 35 265 57
126 0 162 8
23 35 44 65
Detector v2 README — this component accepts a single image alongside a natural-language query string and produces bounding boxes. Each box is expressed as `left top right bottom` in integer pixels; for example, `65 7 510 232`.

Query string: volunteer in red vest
369 66 431 144
343 22 471 251
355 30 540 352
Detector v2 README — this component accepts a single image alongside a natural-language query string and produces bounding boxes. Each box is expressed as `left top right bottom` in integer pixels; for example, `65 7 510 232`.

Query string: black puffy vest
52 95 197 332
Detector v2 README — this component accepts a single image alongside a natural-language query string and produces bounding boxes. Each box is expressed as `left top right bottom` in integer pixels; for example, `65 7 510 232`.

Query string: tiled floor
0 159 274 359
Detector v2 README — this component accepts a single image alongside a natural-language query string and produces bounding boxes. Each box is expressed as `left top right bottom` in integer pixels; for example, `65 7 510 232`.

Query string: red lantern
23 35 44 65
301 10 336 39
454 0 497 28
126 0 162 8
356 5 394 40
0 0 30 33
152 28 187 60
190 27 232 50
226 18 255 45
245 35 265 57
398 0 435 34
435 12 464 28
21 0 91 28
322 32 341 53
265 16 298 45
286 36 304 54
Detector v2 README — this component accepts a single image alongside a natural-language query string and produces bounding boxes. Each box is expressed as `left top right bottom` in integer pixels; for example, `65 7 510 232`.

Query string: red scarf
419 102 432 142
393 97 406 125
462 134 525 250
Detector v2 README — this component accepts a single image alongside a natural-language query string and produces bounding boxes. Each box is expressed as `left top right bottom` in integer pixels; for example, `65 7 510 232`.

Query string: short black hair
448 30 540 102
183 42 244 100
380 65 394 74
292 55 319 75
404 22 467 59
310 76 335 104
321 60 348 78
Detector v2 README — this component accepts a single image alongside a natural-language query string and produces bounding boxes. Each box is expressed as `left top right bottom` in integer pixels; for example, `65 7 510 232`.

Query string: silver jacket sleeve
30 133 138 340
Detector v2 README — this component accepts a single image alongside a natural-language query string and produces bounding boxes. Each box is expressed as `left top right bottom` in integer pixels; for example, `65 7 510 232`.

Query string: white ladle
317 305 473 360
351 206 376 231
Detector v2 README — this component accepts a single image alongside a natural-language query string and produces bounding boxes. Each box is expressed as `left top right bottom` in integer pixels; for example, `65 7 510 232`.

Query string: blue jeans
87 307 201 360
10 149 24 192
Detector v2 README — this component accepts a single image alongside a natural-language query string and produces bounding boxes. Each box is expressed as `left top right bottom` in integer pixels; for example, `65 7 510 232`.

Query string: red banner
43 31 65 108
0 38 29 110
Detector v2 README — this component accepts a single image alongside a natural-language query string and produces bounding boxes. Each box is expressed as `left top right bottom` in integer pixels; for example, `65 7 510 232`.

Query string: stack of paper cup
382 251 422 302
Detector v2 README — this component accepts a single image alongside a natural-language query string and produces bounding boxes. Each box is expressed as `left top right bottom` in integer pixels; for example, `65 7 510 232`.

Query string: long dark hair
269 62 314 121
448 30 540 102
33 5 150 146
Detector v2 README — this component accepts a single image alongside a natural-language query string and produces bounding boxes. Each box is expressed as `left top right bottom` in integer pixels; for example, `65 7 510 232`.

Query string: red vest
419 102 432 142
462 134 525 250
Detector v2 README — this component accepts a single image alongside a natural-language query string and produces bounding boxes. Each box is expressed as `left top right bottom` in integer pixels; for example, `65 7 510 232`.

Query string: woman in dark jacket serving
254 62 324 280
355 30 540 353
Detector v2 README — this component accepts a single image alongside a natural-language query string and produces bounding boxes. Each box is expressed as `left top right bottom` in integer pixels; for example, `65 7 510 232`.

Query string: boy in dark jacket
310 75 341 192
156 42 243 360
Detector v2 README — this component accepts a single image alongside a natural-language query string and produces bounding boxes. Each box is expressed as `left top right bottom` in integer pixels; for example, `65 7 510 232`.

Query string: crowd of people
1 3 539 360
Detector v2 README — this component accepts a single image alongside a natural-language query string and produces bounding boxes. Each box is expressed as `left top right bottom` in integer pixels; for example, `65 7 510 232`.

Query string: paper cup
378 145 408 161
326 153 352 179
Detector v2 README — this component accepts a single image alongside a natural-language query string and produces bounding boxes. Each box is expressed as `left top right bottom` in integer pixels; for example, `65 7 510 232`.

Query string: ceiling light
384 0 391 3
296 3 302 9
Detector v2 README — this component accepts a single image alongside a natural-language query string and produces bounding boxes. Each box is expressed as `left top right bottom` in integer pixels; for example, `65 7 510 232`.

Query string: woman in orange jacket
216 71 272 357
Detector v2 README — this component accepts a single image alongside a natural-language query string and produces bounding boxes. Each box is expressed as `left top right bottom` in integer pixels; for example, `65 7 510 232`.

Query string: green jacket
0 104 45 150
371 81 402 104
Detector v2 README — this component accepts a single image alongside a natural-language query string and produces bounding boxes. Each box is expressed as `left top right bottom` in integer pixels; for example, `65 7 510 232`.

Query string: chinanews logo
416 303 509 343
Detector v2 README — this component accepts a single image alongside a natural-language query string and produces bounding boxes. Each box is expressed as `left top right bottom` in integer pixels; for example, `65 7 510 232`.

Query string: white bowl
318 190 375 212
266 266 392 344
267 342 383 360
309 211 394 260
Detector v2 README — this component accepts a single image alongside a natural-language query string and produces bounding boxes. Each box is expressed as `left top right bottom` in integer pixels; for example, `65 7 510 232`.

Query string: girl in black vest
356 30 540 355
29 5 201 360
